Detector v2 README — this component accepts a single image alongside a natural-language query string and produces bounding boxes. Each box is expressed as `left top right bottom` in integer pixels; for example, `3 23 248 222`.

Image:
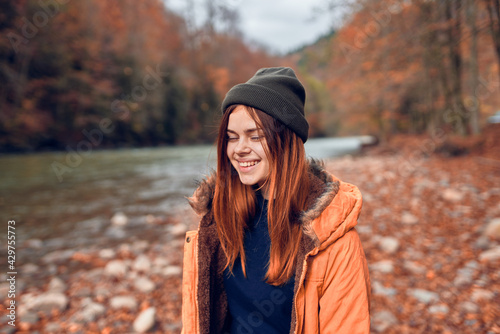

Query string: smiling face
226 105 270 192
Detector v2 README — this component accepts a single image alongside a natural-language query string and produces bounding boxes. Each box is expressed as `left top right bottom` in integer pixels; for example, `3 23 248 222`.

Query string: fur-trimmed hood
188 160 362 250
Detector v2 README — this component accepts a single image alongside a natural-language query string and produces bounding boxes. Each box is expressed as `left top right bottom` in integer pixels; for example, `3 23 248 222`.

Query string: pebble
48 277 67 292
134 276 156 293
110 296 138 310
20 311 39 324
105 226 127 239
403 261 426 275
408 289 439 304
133 307 156 333
132 240 149 253
170 223 188 237
98 248 116 259
484 218 500 240
0 326 15 334
378 236 400 253
111 211 128 226
474 236 491 250
153 256 170 268
372 281 397 297
470 288 494 302
454 265 476 286
133 254 152 272
401 211 418 225
24 238 43 249
428 304 449 315
370 260 394 274
104 260 128 277
42 249 75 263
371 310 398 332
44 322 62 333
22 263 40 275
479 246 500 262
162 265 183 277
460 301 480 313
77 299 106 323
30 292 69 313
442 188 465 202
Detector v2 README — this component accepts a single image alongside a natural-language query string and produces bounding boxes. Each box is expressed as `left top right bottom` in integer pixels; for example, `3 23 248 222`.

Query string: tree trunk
485 0 500 82
467 0 481 135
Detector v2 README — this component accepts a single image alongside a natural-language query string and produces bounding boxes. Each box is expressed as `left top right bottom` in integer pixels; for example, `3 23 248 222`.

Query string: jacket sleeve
319 228 371 333
181 230 200 334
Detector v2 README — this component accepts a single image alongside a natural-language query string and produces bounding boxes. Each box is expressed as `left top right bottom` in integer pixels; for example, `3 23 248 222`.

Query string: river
0 137 365 263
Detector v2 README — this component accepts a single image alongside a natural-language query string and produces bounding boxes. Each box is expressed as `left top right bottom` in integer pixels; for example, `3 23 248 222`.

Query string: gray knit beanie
221 67 309 142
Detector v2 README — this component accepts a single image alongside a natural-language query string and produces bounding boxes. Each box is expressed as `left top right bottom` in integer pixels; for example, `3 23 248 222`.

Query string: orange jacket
182 162 371 333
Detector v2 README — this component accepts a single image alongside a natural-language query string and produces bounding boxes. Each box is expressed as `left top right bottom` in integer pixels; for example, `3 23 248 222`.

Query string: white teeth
239 161 259 167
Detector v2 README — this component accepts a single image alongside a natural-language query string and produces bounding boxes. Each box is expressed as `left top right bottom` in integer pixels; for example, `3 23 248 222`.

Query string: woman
182 67 370 333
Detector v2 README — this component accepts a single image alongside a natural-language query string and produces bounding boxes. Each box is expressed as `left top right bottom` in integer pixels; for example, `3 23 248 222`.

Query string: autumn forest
1 0 500 152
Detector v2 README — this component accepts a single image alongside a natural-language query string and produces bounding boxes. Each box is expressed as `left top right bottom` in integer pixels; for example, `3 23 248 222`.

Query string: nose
234 138 251 155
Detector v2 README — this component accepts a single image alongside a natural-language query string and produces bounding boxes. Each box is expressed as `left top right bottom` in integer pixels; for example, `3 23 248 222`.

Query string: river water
0 137 364 257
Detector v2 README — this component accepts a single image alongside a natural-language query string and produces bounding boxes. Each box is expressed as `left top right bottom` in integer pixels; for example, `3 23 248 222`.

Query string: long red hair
213 105 310 286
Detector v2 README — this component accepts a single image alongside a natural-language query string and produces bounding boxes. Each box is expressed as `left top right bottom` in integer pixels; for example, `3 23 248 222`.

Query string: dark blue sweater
223 192 295 334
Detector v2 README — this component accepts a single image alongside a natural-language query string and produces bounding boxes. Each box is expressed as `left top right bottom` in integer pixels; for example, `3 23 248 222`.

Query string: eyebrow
226 128 261 134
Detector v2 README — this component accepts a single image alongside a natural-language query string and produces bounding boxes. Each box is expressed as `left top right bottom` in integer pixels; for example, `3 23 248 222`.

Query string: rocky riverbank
1 133 499 333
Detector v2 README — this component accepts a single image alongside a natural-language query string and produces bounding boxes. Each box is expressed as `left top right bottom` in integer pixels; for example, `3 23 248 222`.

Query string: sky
164 0 342 54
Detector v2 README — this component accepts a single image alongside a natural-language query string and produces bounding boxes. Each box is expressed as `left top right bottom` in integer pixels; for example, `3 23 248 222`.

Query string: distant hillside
287 1 500 139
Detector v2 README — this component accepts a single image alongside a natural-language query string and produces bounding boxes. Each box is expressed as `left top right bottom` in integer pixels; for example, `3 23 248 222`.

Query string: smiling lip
238 160 260 167
236 160 260 172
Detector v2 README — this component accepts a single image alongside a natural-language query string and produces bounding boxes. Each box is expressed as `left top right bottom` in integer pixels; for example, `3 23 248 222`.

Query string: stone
24 239 43 249
484 218 500 240
403 261 426 275
30 292 69 313
110 296 138 310
42 249 75 263
474 236 491 250
20 311 39 325
133 254 152 273
77 299 106 323
401 212 418 225
111 211 128 226
470 289 494 302
408 289 439 304
134 276 156 293
170 223 188 237
48 277 67 292
162 265 182 277
429 304 449 315
442 189 465 202
22 263 40 275
378 237 400 253
105 226 127 239
479 246 500 263
132 240 149 253
356 225 372 234
0 283 10 297
98 248 116 259
0 326 16 334
153 257 170 268
372 281 397 297
133 307 156 333
369 260 394 274
371 310 398 332
44 322 62 333
453 262 479 286
460 301 479 313
104 260 128 277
